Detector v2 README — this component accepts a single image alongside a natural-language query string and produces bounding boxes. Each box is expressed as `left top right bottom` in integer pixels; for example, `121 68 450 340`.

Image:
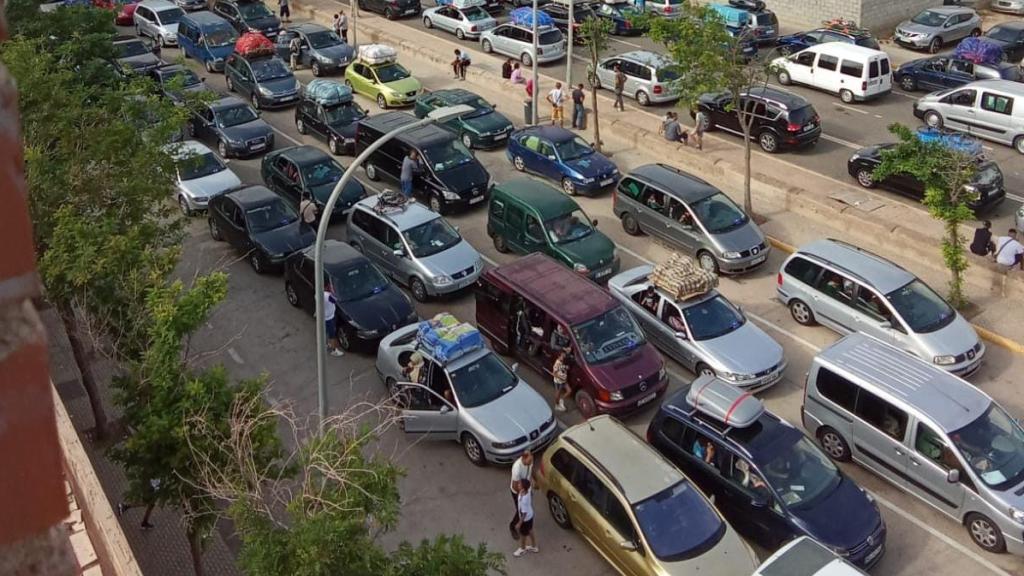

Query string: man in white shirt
324 283 344 356
547 82 565 128
994 229 1024 271
299 192 318 225
508 450 534 540
514 479 538 557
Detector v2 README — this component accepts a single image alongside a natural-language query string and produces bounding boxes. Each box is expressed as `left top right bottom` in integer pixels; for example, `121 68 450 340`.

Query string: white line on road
609 38 644 49
227 347 245 365
820 133 863 150
1008 193 1024 203
874 114 883 119
833 103 869 115
892 90 917 99
270 125 303 146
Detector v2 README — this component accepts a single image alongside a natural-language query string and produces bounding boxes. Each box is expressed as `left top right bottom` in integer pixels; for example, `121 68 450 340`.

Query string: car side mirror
511 362 519 373
618 540 638 552
546 155 556 160
201 77 207 82
879 320 892 329
440 404 453 414
947 469 960 484
393 248 406 258
675 331 688 340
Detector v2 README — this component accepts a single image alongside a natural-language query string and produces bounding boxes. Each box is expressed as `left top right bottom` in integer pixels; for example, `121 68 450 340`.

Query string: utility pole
351 0 359 46
565 0 573 90
531 0 539 125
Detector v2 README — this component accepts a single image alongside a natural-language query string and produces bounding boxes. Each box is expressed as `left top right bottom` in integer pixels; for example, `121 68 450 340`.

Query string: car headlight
722 251 742 259
658 367 666 381
433 274 453 286
442 190 460 200
826 544 851 557
493 436 526 449
350 320 378 338
258 86 273 97
573 263 589 273
193 195 209 203
722 371 755 382
214 57 224 64
963 184 978 196
609 390 624 401
934 354 957 365
1010 507 1024 524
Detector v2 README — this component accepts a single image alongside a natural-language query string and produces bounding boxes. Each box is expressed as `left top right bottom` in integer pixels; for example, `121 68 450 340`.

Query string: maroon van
475 253 667 418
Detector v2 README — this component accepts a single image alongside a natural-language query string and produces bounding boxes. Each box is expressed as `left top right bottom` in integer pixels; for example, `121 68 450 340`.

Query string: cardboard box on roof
650 253 718 301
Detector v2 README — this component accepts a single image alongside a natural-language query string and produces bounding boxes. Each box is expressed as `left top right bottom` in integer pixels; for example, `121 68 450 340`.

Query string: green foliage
873 123 977 307
580 16 613 69
387 535 505 576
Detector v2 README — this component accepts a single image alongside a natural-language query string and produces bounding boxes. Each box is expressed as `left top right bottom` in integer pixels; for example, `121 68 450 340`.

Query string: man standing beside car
300 192 318 225
508 450 535 540
400 149 423 199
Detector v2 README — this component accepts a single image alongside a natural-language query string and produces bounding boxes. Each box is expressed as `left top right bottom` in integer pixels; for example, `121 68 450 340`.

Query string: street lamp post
531 0 539 125
312 104 475 427
565 0 573 90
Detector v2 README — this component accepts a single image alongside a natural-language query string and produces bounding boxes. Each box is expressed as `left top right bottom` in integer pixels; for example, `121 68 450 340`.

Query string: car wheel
695 363 715 378
924 110 944 129
377 93 387 109
384 7 395 19
410 277 429 302
296 118 307 134
856 168 876 188
970 28 981 38
777 70 791 85
456 28 465 40
621 212 640 235
818 427 851 461
1014 136 1024 155
758 131 779 153
423 16 432 27
697 251 719 275
429 194 443 214
839 89 854 104
251 93 261 111
205 60 215 73
208 218 223 241
285 281 300 307
186 121 196 137
329 136 340 155
900 75 917 91
337 327 351 351
178 196 192 217
966 513 1006 553
560 178 576 196
574 389 596 418
249 251 266 274
225 75 234 92
311 62 322 77
461 132 473 149
482 39 493 53
548 493 573 529
462 433 487 466
635 90 650 106
218 140 229 159
513 155 526 171
493 234 509 253
928 37 942 53
788 299 815 325
521 52 532 66
365 163 379 181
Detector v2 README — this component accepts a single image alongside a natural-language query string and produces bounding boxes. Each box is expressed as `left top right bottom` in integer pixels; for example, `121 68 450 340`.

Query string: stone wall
742 0 984 38
855 0 939 35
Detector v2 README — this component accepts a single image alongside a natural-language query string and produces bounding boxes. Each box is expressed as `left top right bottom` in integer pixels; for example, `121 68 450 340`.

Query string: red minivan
475 253 667 417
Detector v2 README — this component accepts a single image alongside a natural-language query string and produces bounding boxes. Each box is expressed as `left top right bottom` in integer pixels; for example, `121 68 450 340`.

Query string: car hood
119 53 162 70
586 343 662 392
383 76 422 94
433 161 489 194
221 119 273 143
311 180 365 212
463 110 513 134
180 168 242 199
555 230 615 269
416 238 480 277
662 525 757 576
260 76 299 95
315 44 355 62
336 285 413 332
913 312 980 358
329 119 360 140
706 220 764 253
695 321 783 374
789 477 881 552
563 152 615 178
462 379 552 444
252 221 314 256
898 21 939 35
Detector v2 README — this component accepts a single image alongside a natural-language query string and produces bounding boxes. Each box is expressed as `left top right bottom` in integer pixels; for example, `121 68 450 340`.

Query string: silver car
591 51 679 106
992 0 1024 15
894 6 981 53
609 265 785 391
480 23 565 66
1017 206 1024 232
422 3 497 40
346 196 484 302
275 24 355 77
133 0 185 47
375 322 557 465
168 140 242 216
777 238 984 377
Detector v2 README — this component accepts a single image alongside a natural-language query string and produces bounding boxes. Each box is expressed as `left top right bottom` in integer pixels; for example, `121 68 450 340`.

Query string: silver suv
894 6 981 54
591 51 680 106
777 239 983 376
346 196 483 301
133 0 185 47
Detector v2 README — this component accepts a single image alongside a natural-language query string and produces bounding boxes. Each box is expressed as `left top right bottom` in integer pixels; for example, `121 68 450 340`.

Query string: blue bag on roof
509 7 553 27
416 313 484 365
304 79 353 106
915 127 983 157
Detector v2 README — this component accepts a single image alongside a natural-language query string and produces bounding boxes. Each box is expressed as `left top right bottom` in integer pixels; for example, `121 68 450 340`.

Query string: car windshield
761 437 842 510
885 279 955 333
689 192 748 234
332 261 388 302
306 30 342 48
155 7 184 23
681 295 745 340
403 217 462 258
422 140 474 172
449 352 518 408
324 102 367 125
163 68 202 87
239 2 273 19
855 36 880 49
204 27 237 47
251 58 292 81
986 25 1018 42
975 163 1001 187
572 306 646 364
554 136 594 161
632 481 725 562
462 6 490 20
539 29 563 44
117 41 150 58
245 200 297 233
178 151 225 180
656 66 681 83
215 104 259 127
911 10 946 27
302 158 343 188
545 209 594 244
375 63 410 83
951 404 1024 490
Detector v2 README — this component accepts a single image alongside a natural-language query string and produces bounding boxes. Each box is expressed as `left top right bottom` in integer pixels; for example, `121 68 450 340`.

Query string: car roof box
650 253 718 301
687 375 764 428
304 79 353 106
416 313 484 365
357 44 397 65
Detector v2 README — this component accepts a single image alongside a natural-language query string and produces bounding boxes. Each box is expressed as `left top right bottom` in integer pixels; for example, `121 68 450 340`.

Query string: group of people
659 110 705 151
971 221 1024 271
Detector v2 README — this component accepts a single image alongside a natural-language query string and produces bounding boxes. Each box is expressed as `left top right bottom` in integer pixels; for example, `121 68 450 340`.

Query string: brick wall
759 0 860 30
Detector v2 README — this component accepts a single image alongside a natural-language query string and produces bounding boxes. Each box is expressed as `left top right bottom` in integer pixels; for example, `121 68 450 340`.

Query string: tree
581 17 613 153
645 2 772 214
872 124 978 308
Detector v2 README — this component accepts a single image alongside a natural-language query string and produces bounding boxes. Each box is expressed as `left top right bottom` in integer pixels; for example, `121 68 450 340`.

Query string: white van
914 80 1024 154
772 43 892 104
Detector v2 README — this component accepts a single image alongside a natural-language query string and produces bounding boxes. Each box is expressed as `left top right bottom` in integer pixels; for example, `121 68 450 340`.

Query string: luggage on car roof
357 44 398 65
234 32 274 58
416 313 484 365
649 253 718 301
304 79 353 106
687 375 764 428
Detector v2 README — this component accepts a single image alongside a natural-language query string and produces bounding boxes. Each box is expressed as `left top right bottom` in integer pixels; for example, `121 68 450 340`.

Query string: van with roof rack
648 375 885 568
803 332 1024 556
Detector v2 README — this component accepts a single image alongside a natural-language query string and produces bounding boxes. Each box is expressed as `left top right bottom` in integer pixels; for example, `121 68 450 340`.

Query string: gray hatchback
615 164 769 275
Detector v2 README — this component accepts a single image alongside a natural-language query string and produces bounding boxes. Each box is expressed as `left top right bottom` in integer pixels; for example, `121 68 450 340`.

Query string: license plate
637 392 657 407
250 142 266 150
494 133 508 141
404 8 416 13
803 124 815 132
865 545 883 564
469 195 486 204
762 371 781 386
600 178 614 186
595 267 612 278
751 254 766 266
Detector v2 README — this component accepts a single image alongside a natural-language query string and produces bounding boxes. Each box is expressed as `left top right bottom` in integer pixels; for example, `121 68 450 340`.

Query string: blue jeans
572 104 585 129
401 179 413 198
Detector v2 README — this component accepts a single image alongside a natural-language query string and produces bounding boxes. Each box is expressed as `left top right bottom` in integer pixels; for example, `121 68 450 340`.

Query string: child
553 350 570 413
513 479 538 557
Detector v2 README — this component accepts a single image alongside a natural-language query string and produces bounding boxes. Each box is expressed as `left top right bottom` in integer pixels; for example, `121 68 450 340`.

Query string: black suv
356 0 421 20
294 92 367 155
260 145 367 223
692 86 820 153
211 0 282 38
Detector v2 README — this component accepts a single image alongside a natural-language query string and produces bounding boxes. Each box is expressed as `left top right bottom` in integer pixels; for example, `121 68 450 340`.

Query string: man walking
994 228 1024 271
400 149 422 199
299 192 318 225
612 64 626 111
547 82 565 127
279 0 291 22
117 478 161 530
571 83 585 130
508 450 534 540
324 282 344 356
289 33 302 69
693 108 708 150
513 479 538 557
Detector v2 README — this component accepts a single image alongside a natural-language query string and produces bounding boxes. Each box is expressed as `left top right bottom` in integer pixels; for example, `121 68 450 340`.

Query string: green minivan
488 178 619 283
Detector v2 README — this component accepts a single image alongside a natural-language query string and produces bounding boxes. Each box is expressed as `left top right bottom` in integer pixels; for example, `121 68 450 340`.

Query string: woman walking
513 479 538 557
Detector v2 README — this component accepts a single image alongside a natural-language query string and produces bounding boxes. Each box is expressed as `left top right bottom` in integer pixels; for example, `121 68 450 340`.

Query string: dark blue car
893 55 1022 92
506 126 619 196
592 3 646 36
775 27 880 56
647 377 887 569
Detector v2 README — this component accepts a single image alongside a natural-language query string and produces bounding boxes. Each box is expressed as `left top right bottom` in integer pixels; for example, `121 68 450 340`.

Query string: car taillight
663 5 671 12
624 20 631 28
786 122 801 132
777 272 783 286
653 85 663 94
596 388 611 402
861 81 867 91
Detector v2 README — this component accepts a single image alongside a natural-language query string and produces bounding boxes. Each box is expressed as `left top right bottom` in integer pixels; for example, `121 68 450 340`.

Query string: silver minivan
591 51 680 106
914 80 1024 155
777 239 983 376
133 0 185 47
614 164 769 275
479 23 565 66
345 196 484 302
803 332 1024 556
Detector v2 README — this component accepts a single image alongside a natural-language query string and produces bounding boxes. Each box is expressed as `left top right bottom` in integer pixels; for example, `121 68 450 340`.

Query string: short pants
518 518 534 537
551 105 564 120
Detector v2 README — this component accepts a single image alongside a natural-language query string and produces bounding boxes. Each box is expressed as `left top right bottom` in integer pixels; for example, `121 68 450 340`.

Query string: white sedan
422 4 497 40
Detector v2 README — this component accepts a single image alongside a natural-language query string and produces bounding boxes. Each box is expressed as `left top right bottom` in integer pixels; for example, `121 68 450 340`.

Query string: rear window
840 60 863 78
783 255 821 285
880 58 890 75
753 12 777 26
786 105 817 126
855 36 880 50
868 60 879 79
539 29 563 44
815 367 858 412
817 54 838 72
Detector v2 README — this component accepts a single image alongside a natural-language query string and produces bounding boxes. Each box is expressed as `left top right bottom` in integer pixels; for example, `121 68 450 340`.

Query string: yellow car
344 58 422 109
536 415 758 576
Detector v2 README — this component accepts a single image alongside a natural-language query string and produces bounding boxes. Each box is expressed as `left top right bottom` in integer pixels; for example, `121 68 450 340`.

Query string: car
992 0 1024 15
893 55 1022 92
422 2 497 40
207 185 315 273
345 196 484 301
894 7 981 53
168 140 242 216
848 143 1005 212
188 96 275 158
112 36 164 76
589 3 645 35
224 51 301 110
754 537 871 576
274 23 354 77
170 0 205 12
260 145 366 223
774 27 880 56
913 80 1024 154
984 22 1024 63
356 0 421 19
649 377 886 568
211 0 281 38
693 86 820 153
480 23 566 66
114 1 139 25
635 0 683 19
507 126 619 196
591 51 680 106
344 58 423 109
773 43 892 103
536 415 759 576
284 239 417 350
720 0 778 44
376 318 556 465
537 1 597 43
150 64 210 104
609 265 784 388
413 88 513 149
177 11 238 73
1017 205 1024 232
294 84 367 155
124 94 185 143
133 0 184 47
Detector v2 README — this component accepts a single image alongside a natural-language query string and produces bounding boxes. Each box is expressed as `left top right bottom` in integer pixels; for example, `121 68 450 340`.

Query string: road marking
270 124 303 146
833 102 869 115
874 114 883 119
480 253 498 266
227 347 245 365
609 38 644 49
746 311 822 352
820 133 863 150
892 90 917 99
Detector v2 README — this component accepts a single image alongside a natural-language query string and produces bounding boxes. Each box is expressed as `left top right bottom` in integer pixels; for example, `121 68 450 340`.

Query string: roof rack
650 253 718 302
415 313 484 365
822 18 871 37
372 190 414 215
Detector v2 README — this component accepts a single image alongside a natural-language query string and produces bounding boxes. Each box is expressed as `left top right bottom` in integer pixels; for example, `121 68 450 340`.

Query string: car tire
249 251 266 274
695 363 715 378
218 140 229 159
337 327 352 351
924 110 944 129
423 16 432 28
697 251 719 275
377 94 387 109
178 196 192 217
410 277 429 302
777 70 791 85
251 93 261 111
574 389 596 418
548 493 573 529
818 427 851 461
205 60 216 73
365 163 380 181
296 118 307 134
344 78 353 90
621 212 640 236
521 52 532 66
966 513 1006 553
329 136 340 155
788 299 815 325
208 218 223 241
312 62 322 77
225 75 235 92
429 194 443 214
461 132 473 149
899 75 917 91
285 281 301 307
456 28 465 40
187 121 196 137
513 155 526 171
779 45 792 56
928 37 942 53
839 89 854 104
560 177 576 196
758 131 779 153
636 90 650 106
482 39 493 53
493 234 509 253
1014 135 1024 155
462 433 487 466
384 7 395 19
856 168 876 188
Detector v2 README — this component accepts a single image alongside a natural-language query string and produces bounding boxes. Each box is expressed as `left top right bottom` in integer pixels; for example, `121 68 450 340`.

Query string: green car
344 59 422 109
488 178 619 283
413 88 514 149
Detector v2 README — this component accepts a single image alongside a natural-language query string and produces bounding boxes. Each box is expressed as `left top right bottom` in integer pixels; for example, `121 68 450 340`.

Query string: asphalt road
118 18 1024 576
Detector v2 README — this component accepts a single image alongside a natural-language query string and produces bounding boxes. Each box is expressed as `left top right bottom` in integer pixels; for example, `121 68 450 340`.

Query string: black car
211 0 281 38
984 22 1024 62
189 96 275 158
356 0 421 20
207 185 315 273
260 146 367 223
774 27 880 56
693 86 820 153
848 144 1006 212
224 52 301 110
112 36 164 76
284 240 418 351
537 2 596 43
149 64 210 104
893 56 1022 92
294 93 367 155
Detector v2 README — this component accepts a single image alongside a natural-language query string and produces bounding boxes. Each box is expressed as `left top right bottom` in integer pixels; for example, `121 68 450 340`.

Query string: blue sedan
507 126 620 196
